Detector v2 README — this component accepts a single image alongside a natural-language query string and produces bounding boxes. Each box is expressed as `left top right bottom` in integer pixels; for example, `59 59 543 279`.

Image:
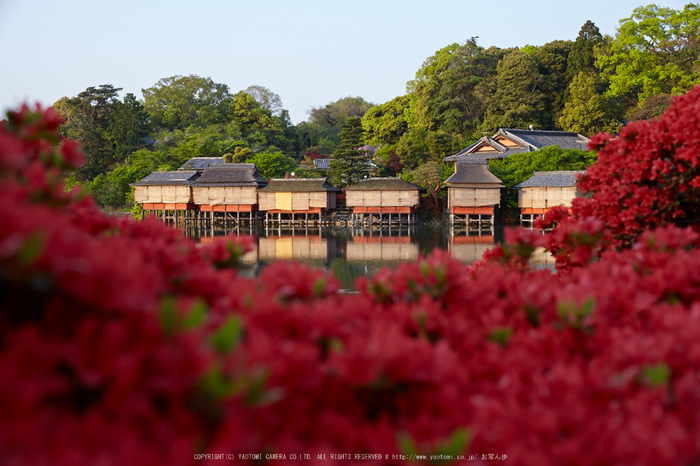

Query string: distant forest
47 4 700 210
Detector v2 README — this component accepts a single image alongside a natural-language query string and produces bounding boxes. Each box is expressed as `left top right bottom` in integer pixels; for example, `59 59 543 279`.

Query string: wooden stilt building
258 178 340 226
344 178 425 227
515 171 583 225
133 170 200 224
444 160 504 226
191 164 268 225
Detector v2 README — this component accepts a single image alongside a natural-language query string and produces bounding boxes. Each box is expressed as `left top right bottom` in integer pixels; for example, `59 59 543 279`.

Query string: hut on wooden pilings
444 160 504 226
191 164 268 225
515 171 583 225
344 178 425 226
132 170 200 223
258 178 341 226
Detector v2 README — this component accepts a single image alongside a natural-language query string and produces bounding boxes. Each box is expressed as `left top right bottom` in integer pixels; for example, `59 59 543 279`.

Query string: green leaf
642 363 670 388
210 316 243 354
183 299 207 329
16 232 45 266
488 327 513 347
159 296 178 336
436 428 471 457
397 432 418 458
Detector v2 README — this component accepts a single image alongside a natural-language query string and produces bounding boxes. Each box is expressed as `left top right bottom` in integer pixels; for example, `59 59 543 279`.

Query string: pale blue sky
0 1 693 124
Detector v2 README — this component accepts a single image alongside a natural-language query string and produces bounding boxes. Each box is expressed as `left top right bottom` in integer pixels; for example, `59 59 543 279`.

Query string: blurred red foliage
3 93 700 465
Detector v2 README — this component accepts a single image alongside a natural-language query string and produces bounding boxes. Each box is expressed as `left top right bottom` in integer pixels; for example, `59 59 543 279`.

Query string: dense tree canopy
49 5 700 212
142 75 232 130
597 4 700 104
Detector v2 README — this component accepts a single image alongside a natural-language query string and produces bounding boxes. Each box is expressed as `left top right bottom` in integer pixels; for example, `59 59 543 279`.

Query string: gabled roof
344 177 426 192
132 170 199 186
178 157 228 171
515 171 584 188
445 160 503 186
443 129 590 163
499 129 590 151
192 164 268 187
259 178 341 192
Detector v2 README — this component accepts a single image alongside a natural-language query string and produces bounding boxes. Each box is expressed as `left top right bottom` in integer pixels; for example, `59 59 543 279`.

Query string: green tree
106 93 150 162
535 40 573 128
142 75 232 130
488 145 596 188
230 91 284 151
407 39 504 137
394 128 462 170
55 84 122 181
567 20 605 81
301 96 375 154
559 72 623 136
247 151 296 179
361 95 410 146
244 85 284 117
597 4 700 104
403 161 452 217
480 49 548 132
327 117 369 188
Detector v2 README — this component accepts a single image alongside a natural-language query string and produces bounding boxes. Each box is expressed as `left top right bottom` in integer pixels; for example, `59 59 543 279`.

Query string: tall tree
142 75 232 130
480 49 548 132
597 4 700 105
55 84 122 181
244 85 284 117
106 93 150 162
361 95 410 146
408 39 504 137
327 117 369 188
559 72 623 136
567 20 605 81
302 96 375 154
535 40 573 128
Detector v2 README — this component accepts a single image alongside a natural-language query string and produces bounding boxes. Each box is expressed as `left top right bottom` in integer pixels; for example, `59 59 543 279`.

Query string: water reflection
182 222 552 290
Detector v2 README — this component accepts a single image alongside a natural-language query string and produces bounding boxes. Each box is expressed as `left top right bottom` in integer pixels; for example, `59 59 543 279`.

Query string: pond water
181 222 554 291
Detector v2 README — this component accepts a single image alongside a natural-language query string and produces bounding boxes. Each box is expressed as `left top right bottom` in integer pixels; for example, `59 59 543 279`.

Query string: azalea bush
3 94 700 465
542 85 700 256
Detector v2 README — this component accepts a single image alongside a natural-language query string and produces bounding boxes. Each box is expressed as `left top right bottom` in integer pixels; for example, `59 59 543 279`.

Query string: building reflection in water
182 222 553 290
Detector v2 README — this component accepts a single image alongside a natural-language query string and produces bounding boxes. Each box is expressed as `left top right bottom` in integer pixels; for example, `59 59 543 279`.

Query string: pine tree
327 117 369 188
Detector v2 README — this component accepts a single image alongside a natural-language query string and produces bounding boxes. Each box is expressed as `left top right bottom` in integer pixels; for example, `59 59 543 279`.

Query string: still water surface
181 223 553 291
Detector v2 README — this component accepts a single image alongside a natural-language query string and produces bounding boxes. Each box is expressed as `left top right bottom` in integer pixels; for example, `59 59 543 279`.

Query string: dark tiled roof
344 177 426 192
192 164 268 187
132 170 199 186
259 178 341 192
515 171 585 188
178 157 228 171
501 129 590 151
445 161 503 186
443 129 590 162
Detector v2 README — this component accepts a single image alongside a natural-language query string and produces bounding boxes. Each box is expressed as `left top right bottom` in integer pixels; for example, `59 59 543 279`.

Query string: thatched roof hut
444 160 503 216
191 164 267 212
258 178 340 212
345 178 425 214
132 170 199 208
515 171 583 213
